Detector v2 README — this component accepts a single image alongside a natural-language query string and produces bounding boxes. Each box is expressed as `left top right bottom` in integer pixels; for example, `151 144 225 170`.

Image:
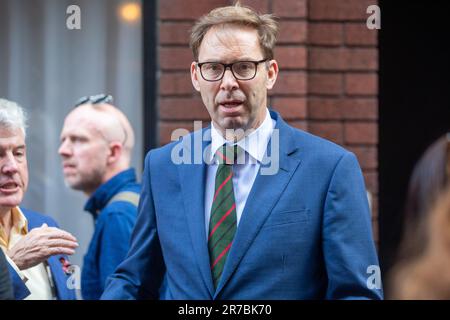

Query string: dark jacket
0 248 13 300
82 168 140 300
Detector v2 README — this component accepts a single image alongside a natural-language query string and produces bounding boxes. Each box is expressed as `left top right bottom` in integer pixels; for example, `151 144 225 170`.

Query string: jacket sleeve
97 211 135 292
322 151 384 300
101 151 166 299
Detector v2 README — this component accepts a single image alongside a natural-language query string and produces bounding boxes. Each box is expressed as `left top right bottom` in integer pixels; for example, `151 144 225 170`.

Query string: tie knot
216 144 241 165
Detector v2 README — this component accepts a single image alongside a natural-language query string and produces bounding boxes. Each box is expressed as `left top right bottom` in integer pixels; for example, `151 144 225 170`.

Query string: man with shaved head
59 94 140 300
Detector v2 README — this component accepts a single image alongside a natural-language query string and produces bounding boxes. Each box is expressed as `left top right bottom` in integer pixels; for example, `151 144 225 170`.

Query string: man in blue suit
103 3 383 300
0 98 78 299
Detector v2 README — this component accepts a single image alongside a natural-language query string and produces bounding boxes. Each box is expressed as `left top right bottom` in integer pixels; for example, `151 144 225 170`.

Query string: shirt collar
11 207 28 234
210 108 274 164
84 168 137 216
0 207 28 248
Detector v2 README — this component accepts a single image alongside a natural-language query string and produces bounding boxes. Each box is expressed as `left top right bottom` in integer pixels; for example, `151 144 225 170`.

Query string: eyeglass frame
196 59 268 82
72 93 128 147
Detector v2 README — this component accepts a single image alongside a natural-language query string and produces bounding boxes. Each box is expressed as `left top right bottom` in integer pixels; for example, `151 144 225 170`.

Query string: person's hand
7 223 78 270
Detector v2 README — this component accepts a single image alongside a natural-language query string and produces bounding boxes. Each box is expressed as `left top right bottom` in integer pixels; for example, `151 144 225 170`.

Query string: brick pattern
269 0 308 124
157 0 379 240
159 0 200 145
306 0 379 242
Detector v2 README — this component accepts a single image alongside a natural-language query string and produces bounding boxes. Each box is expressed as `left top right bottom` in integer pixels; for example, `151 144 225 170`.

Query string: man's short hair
0 98 27 137
190 2 279 61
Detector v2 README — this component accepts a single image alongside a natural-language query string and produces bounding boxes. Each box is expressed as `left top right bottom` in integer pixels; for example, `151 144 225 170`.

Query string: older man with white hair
0 98 79 300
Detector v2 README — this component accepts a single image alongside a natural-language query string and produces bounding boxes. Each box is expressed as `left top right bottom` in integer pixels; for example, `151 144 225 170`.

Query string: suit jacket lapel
47 255 67 299
177 128 215 298
214 112 302 297
20 209 72 300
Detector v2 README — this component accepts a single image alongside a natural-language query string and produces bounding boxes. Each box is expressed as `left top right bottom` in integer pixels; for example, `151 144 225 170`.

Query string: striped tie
208 144 240 289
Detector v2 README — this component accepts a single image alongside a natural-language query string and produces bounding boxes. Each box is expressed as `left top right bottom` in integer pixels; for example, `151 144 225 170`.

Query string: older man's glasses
74 94 113 108
196 59 267 82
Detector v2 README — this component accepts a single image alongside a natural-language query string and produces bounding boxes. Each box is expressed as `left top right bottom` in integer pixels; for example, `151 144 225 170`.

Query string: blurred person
0 248 13 299
58 94 140 300
396 133 449 262
389 186 450 299
0 98 78 300
388 133 450 299
102 3 382 300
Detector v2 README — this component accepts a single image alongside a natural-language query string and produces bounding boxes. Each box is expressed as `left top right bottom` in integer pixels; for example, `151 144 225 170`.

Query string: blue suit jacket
7 208 76 300
103 111 383 300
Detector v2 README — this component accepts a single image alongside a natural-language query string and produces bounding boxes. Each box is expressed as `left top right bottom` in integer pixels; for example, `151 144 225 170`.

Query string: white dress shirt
204 108 275 238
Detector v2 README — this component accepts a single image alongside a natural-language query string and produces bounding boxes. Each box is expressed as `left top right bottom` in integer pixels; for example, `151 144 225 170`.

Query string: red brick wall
158 0 379 240
306 0 379 241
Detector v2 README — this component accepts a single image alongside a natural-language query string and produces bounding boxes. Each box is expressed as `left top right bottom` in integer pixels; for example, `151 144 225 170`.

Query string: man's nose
1 154 19 174
58 140 71 157
220 68 239 91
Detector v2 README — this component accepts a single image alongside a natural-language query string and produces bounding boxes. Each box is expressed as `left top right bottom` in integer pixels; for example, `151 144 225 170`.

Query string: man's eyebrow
198 59 221 63
237 57 260 61
206 56 258 61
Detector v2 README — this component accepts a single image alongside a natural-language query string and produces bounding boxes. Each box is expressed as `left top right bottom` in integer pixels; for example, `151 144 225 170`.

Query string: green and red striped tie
208 144 240 289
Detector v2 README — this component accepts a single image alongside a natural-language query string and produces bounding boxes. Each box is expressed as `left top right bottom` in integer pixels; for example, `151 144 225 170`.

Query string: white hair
0 98 27 137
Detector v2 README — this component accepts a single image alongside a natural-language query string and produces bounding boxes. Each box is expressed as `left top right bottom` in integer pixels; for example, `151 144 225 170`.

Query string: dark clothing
0 249 13 300
82 168 140 300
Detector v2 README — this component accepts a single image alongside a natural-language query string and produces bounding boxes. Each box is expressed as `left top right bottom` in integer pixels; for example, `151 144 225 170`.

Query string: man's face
191 25 278 137
58 108 110 194
0 128 28 211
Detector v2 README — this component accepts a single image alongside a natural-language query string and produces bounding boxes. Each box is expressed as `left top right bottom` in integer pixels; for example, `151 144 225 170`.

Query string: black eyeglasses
196 59 268 82
74 94 113 108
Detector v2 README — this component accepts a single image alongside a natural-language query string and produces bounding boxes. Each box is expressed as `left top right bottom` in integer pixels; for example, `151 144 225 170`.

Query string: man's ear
107 142 123 165
266 59 279 90
191 62 201 92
